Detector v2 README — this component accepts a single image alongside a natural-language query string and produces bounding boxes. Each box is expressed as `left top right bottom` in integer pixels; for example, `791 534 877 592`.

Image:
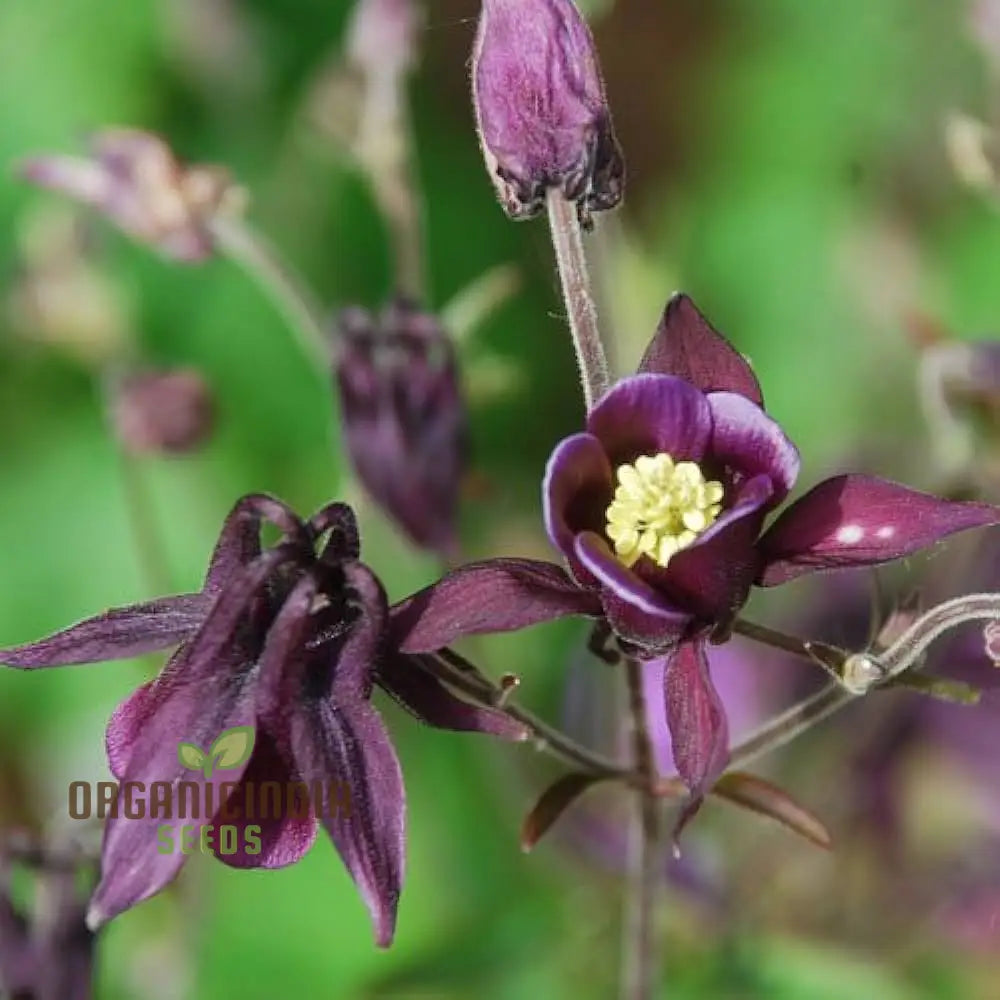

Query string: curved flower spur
0 495 523 945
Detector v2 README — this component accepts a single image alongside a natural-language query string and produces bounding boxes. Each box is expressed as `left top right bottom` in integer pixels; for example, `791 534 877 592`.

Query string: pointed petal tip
84 902 106 933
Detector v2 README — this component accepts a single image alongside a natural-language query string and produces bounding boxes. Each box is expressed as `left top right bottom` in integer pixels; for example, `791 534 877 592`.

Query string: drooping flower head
335 298 468 556
18 129 243 262
0 495 521 945
472 0 624 224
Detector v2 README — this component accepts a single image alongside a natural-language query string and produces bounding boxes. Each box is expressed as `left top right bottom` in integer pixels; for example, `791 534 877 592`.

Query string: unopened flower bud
334 299 467 555
472 0 624 225
112 368 216 456
18 129 245 262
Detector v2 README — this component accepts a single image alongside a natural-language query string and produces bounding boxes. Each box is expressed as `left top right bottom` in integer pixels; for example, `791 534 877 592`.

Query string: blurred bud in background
6 206 133 365
18 129 245 263
110 368 216 457
0 839 96 1000
471 0 624 224
334 299 467 557
911 320 1000 488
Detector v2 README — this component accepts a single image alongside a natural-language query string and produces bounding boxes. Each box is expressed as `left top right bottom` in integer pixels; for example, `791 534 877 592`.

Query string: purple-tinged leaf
521 772 606 851
379 654 528 741
391 558 601 654
757 475 1000 586
638 294 763 406
0 595 207 669
712 772 832 850
664 639 729 797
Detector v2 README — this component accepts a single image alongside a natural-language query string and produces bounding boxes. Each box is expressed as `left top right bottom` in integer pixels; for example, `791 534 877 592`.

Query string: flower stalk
546 189 610 411
620 656 660 1000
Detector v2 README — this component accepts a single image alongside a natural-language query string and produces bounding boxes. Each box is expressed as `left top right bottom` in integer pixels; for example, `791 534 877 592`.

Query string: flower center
605 453 724 569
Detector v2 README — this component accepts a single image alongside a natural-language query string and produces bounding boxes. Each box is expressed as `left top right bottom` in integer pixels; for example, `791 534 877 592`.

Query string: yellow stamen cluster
605 453 724 569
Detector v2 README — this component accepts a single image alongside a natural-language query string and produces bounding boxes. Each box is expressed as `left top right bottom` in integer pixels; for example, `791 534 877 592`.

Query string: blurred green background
2 0 1000 996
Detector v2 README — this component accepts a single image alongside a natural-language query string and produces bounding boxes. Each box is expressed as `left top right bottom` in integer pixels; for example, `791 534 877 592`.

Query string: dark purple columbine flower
541 293 1000 798
335 299 468 557
18 129 241 262
389 294 1000 812
0 843 96 1000
471 0 624 224
0 495 523 946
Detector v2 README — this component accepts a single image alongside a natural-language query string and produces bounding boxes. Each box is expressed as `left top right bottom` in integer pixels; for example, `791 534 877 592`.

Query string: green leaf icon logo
204 726 255 778
177 742 207 771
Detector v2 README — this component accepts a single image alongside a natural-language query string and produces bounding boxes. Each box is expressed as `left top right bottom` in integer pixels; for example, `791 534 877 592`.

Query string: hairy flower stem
546 189 610 411
208 216 331 378
621 656 659 1000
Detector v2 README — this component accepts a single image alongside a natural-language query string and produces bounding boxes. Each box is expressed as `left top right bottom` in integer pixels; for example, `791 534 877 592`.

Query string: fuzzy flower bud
471 0 624 225
112 368 216 456
18 129 244 262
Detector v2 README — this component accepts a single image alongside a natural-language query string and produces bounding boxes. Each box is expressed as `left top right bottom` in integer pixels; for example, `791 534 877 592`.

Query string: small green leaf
207 726 256 775
177 742 207 771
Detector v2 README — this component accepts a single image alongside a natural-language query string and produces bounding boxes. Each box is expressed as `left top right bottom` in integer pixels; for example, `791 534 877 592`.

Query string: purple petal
0 595 207 669
664 638 729 796
88 549 297 927
390 558 601 654
587 374 711 465
649 475 772 624
638 293 763 406
575 532 690 652
707 392 799 503
203 494 307 595
210 726 318 870
542 432 613 582
288 568 405 947
378 653 528 741
757 475 1000 586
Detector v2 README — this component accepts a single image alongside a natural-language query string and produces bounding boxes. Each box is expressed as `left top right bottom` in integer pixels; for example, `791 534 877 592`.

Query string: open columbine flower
0 495 523 945
391 294 1000 807
543 293 1000 795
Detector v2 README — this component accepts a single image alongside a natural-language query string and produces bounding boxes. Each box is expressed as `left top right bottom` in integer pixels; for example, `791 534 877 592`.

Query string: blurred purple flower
111 368 216 456
0 844 95 1000
17 129 241 262
335 299 468 557
471 0 624 223
0 495 523 945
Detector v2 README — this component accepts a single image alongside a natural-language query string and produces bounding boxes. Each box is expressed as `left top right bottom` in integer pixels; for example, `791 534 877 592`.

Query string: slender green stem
546 189 610 411
209 215 331 376
620 657 660 1000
